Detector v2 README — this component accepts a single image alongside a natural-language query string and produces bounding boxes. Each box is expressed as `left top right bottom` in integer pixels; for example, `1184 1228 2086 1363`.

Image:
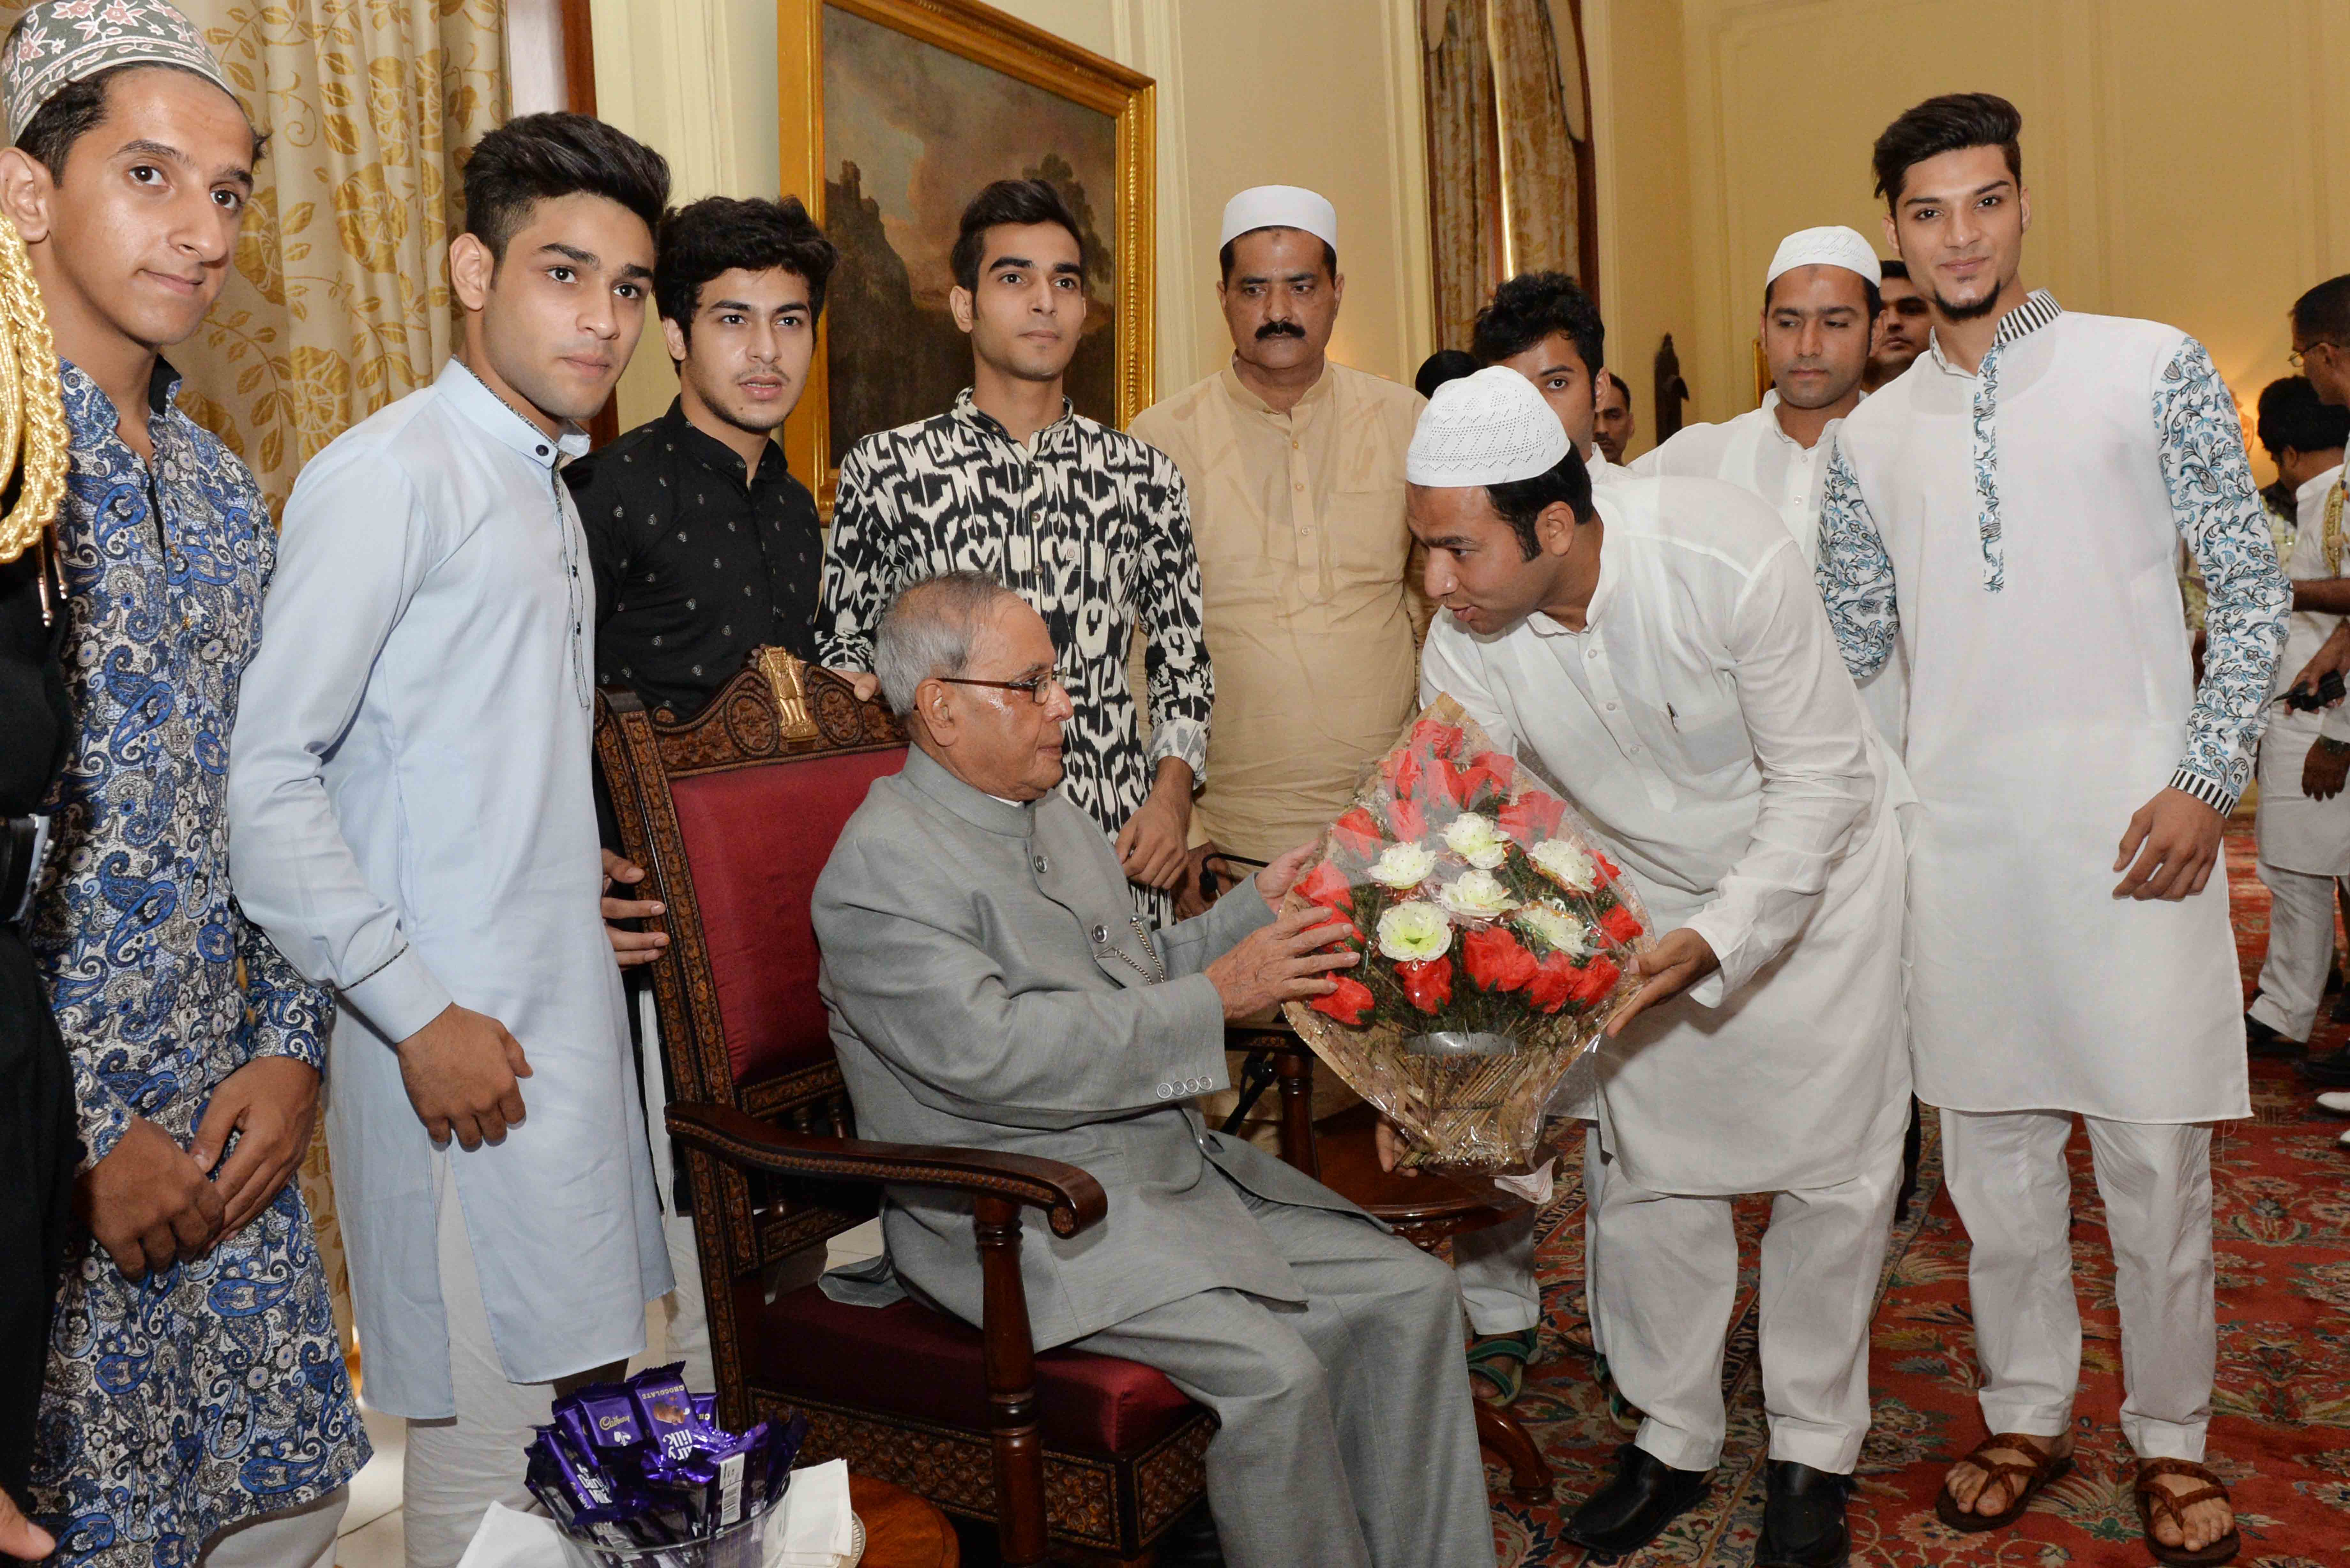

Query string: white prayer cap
1406 367 1569 488
1218 185 1338 252
1764 225 1882 290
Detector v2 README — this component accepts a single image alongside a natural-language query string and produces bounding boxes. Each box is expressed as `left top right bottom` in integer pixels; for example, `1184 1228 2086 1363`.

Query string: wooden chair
595 652 1215 1567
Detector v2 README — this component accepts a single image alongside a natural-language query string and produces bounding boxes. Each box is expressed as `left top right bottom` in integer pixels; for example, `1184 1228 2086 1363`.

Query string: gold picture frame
777 0 1155 508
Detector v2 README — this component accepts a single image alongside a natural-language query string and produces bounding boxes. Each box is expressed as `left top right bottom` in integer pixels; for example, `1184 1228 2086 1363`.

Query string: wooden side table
848 1474 959 1567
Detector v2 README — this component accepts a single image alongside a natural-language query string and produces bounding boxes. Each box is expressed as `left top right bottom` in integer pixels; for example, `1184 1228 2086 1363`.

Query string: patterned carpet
1489 820 2350 1565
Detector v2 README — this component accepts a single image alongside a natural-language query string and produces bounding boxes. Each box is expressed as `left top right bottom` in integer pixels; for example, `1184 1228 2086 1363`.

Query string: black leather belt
3 813 46 926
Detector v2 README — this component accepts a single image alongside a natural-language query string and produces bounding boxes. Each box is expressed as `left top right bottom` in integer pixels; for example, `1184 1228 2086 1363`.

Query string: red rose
1310 974 1376 1027
1389 795 1428 842
1461 925 1539 993
1527 950 1581 1013
1596 852 1622 882
1575 955 1623 1003
1427 757 1473 807
1296 859 1354 915
1397 956 1453 1012
1330 807 1382 859
1406 718 1467 759
1471 750 1518 789
1498 789 1568 846
1381 746 1426 801
1599 905 1644 946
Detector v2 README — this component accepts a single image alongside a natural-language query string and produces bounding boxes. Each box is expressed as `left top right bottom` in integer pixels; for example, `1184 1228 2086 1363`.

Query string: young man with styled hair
1820 91 2288 1563
0 4 368 1563
227 112 677 1568
819 177 1212 921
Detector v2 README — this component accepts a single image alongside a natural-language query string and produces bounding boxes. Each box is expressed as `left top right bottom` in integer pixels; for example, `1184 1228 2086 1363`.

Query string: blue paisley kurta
26 361 367 1565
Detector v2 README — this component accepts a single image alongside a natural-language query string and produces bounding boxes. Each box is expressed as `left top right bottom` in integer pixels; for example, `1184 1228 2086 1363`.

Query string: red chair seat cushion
742 1283 1201 1454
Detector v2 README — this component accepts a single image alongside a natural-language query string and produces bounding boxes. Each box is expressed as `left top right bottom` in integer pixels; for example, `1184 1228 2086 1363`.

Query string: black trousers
0 928 72 1517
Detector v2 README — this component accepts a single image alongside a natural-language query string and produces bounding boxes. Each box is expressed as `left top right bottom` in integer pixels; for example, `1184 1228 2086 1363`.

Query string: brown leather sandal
1933 1431 2073 1533
2135 1458 2240 1565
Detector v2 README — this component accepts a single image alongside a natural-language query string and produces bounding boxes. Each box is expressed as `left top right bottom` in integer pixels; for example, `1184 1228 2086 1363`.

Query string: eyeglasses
2290 342 2336 370
935 666 1070 706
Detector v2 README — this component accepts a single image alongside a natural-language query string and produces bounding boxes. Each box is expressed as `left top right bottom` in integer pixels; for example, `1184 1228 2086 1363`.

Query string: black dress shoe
1562 1443 1711 1560
1756 1461 1852 1567
2301 1045 2350 1086
2245 1011 2304 1060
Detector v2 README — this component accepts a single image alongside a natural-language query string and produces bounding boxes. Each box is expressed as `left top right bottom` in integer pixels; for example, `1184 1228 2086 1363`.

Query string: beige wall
588 0 1434 433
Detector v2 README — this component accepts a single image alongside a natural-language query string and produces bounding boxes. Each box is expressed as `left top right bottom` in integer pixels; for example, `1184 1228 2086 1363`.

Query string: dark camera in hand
2284 671 2347 712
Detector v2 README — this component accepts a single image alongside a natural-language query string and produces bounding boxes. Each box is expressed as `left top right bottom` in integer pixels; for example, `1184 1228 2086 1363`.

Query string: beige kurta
1129 361 1425 862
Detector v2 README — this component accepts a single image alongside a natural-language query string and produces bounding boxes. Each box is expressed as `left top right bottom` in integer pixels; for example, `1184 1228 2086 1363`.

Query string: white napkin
1492 1156 1555 1207
456 1501 567 1568
766 1459 856 1567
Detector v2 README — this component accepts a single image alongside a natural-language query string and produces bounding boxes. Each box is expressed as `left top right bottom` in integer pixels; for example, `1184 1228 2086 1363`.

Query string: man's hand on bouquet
602 848 668 969
1252 842 1319 909
1606 928 1720 1037
1205 905 1357 1021
397 1004 532 1149
75 1115 223 1279
2111 787 2223 901
189 1056 320 1240
1374 1117 1420 1179
2307 738 2350 802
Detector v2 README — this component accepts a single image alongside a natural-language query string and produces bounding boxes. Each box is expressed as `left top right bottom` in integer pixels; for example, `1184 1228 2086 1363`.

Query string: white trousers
400 1160 626 1568
640 993 715 1390
1939 1109 2215 1459
2251 857 2345 1042
193 1487 347 1568
1450 1123 1609 1341
1591 1140 1902 1474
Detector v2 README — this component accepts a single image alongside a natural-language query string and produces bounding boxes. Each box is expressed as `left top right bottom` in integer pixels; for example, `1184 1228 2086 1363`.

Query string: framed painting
778 0 1155 506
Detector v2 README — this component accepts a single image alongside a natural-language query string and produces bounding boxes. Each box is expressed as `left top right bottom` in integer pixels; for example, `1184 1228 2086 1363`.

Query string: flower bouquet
1280 697 1652 1171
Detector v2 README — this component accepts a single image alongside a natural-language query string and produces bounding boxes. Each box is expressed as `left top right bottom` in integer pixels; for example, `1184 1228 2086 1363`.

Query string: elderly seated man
812 571 1496 1568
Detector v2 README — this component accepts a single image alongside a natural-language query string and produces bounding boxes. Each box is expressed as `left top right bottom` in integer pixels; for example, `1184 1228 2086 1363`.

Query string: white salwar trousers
1590 1139 1902 1475
2250 857 2345 1043
1939 1109 2215 1460
400 1158 626 1568
193 1487 347 1568
640 993 715 1390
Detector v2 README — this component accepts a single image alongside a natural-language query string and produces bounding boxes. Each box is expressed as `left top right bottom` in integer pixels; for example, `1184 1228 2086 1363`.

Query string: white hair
873 570 1022 713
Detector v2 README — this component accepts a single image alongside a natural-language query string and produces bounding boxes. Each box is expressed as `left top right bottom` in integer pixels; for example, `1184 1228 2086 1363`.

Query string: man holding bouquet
1408 369 1910 1567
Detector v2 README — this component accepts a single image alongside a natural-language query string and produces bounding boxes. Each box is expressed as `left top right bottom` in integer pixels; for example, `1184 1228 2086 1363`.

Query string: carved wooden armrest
665 1101 1108 1239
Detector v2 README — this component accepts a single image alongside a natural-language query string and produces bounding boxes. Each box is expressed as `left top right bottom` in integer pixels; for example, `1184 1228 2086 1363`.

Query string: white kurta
1633 392 1909 752
2255 463 2350 876
228 360 670 1418
1822 296 2287 1124
1421 472 1910 1195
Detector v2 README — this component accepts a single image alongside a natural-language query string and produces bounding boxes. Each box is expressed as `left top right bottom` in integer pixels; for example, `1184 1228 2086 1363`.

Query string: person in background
1 4 368 1562
228 114 676 1568
1863 256 1930 389
1594 367 1636 464
1130 185 1424 897
2243 376 2350 1064
820 177 1211 922
1416 346 1479 400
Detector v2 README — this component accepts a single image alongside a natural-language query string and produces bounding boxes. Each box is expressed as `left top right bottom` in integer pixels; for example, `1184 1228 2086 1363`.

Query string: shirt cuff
1678 907 1749 1008
339 944 455 1045
77 1089 133 1171
2166 765 2240 816
1146 715 1209 783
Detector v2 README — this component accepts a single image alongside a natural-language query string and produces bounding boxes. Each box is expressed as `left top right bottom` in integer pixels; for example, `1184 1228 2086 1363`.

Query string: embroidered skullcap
1406 366 1569 488
4 0 239 144
1764 225 1882 290
1218 185 1338 252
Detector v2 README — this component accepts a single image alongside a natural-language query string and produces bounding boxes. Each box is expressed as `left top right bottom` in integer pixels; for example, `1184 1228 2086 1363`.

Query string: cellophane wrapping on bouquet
1280 697 1653 1172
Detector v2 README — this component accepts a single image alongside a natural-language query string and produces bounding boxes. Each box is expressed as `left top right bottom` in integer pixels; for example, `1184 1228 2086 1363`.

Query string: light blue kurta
226 359 669 1418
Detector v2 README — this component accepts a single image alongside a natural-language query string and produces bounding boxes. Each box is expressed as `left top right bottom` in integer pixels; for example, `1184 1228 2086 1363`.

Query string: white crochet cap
1406 367 1570 487
1218 185 1338 251
1764 225 1882 289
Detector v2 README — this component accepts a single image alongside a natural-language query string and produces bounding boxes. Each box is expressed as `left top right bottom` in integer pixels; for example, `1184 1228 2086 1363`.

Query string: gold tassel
0 209 70 602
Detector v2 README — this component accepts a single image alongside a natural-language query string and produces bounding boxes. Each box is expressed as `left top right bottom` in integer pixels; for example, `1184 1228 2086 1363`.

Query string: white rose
1442 811 1510 870
1513 901 1591 957
1530 838 1598 892
1437 869 1517 920
1376 901 1453 962
1367 840 1438 890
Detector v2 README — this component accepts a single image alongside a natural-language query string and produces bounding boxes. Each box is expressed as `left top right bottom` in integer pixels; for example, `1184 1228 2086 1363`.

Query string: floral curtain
0 0 509 1371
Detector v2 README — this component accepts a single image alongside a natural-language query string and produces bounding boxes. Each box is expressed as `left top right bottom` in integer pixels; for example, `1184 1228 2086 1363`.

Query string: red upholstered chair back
595 651 906 1275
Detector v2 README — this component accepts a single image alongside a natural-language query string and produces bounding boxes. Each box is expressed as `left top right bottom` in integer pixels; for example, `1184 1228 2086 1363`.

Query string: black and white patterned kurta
820 391 1212 919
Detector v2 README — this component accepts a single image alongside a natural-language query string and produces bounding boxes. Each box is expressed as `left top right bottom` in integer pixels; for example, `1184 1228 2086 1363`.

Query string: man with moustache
1594 368 1635 464
1635 226 1905 746
1411 370 1909 1567
1820 92 2286 1562
821 178 1211 923
228 114 677 1567
1128 185 1424 896
0 5 368 1563
1864 257 1931 389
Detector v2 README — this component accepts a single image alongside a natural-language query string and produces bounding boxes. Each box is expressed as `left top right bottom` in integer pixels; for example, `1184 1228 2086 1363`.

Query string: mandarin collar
1218 358 1333 418
441 358 590 469
902 745 1037 839
658 396 785 485
1759 387 1863 452
952 386 1075 450
1925 287 2063 378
